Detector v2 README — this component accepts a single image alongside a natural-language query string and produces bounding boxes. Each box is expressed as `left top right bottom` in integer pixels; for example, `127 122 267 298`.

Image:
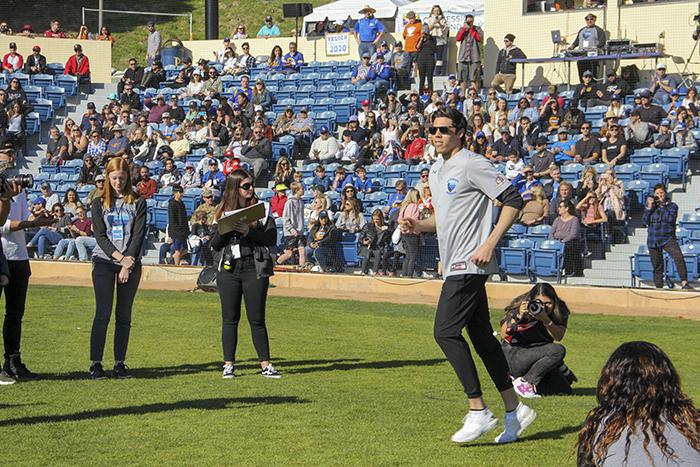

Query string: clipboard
217 202 266 234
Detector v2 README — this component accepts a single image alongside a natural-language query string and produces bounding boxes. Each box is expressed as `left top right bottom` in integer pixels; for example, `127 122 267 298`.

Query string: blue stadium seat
560 163 583 182
630 245 656 287
23 85 42 104
659 149 688 190
25 112 41 136
318 72 339 88
300 162 319 178
272 135 295 160
46 63 64 76
593 162 609 174
688 230 700 247
60 159 83 176
639 163 669 187
299 72 320 88
499 238 533 276
334 83 355 99
679 213 700 232
153 202 169 230
668 244 700 283
364 163 385 179
354 82 375 106
615 163 640 184
315 111 337 132
312 97 334 114
44 86 66 109
55 75 78 96
505 223 527 241
341 232 360 266
296 84 316 100
33 98 53 121
524 224 552 248
334 97 356 123
154 186 173 204
529 240 565 283
630 147 659 166
625 179 650 208
385 163 409 178
9 72 30 87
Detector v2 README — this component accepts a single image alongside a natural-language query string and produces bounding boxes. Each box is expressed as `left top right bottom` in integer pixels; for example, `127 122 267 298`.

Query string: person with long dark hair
89 158 147 379
577 341 699 466
400 108 533 444
500 283 576 398
211 169 280 379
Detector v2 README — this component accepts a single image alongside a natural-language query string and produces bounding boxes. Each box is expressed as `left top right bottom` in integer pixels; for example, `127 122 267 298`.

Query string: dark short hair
430 108 468 142
342 130 351 137
653 183 667 193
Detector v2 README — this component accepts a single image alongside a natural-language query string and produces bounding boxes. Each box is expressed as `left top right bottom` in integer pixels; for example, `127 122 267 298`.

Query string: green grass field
0 285 698 465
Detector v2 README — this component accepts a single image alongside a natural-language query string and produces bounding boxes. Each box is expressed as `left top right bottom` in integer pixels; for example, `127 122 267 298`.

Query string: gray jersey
429 149 509 277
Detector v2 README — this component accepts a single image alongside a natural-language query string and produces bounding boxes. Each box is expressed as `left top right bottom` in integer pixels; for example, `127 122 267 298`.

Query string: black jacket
24 54 47 74
123 66 145 86
120 92 142 111
495 46 526 75
241 138 272 160
359 223 391 251
211 213 277 278
140 69 166 89
168 198 190 241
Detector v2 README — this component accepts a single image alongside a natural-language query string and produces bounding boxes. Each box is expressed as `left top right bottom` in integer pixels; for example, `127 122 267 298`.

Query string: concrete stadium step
566 276 631 287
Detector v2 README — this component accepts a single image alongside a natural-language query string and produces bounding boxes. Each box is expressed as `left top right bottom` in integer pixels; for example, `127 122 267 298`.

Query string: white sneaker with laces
222 364 235 379
494 403 537 444
450 407 498 443
512 377 541 399
261 364 282 379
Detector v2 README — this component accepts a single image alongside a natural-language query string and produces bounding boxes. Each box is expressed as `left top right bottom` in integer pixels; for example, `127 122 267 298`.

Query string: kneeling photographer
499 283 576 398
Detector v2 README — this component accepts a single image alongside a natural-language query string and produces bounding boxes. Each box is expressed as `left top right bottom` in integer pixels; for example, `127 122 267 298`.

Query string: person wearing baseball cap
491 33 526 96
308 126 339 163
650 63 676 105
389 41 412 90
146 20 161 67
637 89 666 128
367 49 392 98
456 13 483 95
569 13 605 81
180 161 202 190
257 15 281 38
355 4 385 59
24 44 47 75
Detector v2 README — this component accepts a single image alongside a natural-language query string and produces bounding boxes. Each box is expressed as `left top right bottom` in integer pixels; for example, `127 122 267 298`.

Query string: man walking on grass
400 108 536 444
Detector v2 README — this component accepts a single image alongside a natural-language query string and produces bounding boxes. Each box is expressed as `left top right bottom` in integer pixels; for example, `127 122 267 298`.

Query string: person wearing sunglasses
400 108 534 445
26 203 72 259
211 169 281 379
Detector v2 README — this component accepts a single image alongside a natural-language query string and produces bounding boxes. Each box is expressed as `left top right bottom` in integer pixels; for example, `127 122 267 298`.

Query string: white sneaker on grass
0 370 16 385
222 364 235 379
261 364 282 379
512 377 541 399
494 403 537 444
450 407 498 443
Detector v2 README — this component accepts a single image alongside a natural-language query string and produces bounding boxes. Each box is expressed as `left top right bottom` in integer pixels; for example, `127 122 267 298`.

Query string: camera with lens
527 299 546 318
0 173 33 196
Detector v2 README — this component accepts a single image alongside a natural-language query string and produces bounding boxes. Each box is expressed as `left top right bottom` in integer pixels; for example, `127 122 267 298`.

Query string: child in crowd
331 167 353 192
505 149 525 181
277 182 306 267
353 166 373 194
312 165 330 191
270 183 288 218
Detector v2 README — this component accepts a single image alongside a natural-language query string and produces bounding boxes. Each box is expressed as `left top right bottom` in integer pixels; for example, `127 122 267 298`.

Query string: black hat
172 184 183 193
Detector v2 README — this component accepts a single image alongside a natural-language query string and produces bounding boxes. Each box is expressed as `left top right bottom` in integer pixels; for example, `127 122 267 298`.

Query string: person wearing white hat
649 63 676 106
354 5 385 60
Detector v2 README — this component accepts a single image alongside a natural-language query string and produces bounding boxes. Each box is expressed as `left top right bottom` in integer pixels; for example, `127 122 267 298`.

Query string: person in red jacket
222 149 241 175
2 42 24 73
44 20 67 38
270 183 288 218
64 44 93 93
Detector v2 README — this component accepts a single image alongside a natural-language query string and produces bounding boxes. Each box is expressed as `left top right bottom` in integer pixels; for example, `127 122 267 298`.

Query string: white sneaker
450 407 499 443
494 403 537 444
512 377 541 399
261 364 282 379
310 265 322 272
222 364 235 379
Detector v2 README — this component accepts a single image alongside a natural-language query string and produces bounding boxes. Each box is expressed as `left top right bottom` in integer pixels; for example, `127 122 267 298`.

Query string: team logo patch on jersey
446 178 459 194
495 175 506 186
450 261 467 272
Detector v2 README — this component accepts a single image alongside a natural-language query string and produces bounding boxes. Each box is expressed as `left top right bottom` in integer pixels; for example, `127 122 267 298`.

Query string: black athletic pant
649 237 687 288
0 260 31 359
501 341 566 386
216 256 270 363
434 274 512 398
401 234 420 277
90 260 142 362
417 61 435 91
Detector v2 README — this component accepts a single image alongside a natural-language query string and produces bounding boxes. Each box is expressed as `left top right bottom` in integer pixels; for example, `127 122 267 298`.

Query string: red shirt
64 54 90 76
137 179 157 199
222 158 241 175
270 193 287 218
44 30 67 38
73 218 93 236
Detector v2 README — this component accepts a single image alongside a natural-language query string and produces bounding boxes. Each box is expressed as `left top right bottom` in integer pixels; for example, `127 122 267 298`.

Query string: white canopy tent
395 0 485 33
302 0 413 35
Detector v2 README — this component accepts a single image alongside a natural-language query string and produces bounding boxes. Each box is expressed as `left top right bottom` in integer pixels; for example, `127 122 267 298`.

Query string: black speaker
196 266 218 292
282 3 313 18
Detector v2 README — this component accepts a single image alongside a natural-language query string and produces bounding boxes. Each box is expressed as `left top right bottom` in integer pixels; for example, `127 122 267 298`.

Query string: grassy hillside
5 0 332 69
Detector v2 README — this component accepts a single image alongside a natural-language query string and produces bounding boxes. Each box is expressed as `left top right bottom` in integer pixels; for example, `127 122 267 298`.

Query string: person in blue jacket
367 53 393 100
281 42 304 74
353 166 373 193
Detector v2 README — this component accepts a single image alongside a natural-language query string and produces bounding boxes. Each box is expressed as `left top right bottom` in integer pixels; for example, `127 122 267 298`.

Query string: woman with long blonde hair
89 157 147 380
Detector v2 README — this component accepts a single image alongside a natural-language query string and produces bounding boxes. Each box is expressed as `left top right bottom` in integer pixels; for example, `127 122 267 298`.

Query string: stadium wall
0 36 112 83
28 261 700 320
482 1 700 87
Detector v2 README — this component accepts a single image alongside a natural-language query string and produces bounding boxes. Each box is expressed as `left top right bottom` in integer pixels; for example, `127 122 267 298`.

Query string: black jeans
434 274 512 398
649 237 687 287
417 62 435 91
501 341 566 386
359 247 387 274
90 260 142 362
401 234 420 277
563 239 583 276
216 256 270 362
0 260 31 359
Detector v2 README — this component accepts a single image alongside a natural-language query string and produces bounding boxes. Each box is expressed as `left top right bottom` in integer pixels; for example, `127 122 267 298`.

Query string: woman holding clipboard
211 169 281 379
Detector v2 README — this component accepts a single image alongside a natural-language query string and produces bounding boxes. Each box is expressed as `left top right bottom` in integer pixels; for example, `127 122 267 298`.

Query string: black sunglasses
240 182 253 190
429 126 455 135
